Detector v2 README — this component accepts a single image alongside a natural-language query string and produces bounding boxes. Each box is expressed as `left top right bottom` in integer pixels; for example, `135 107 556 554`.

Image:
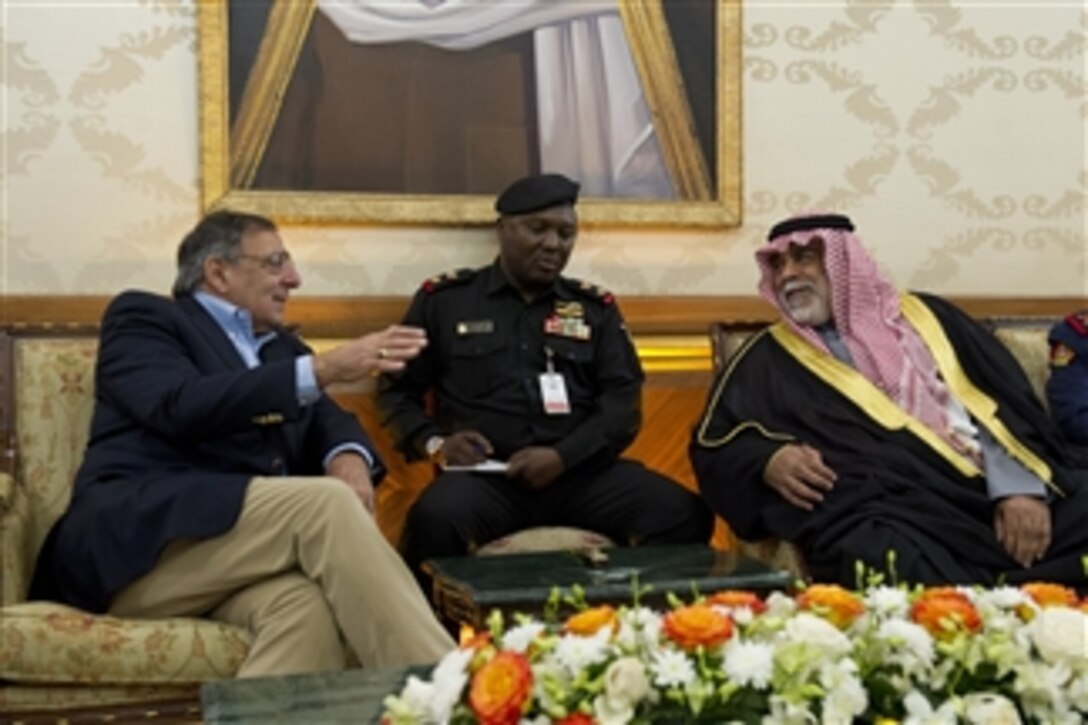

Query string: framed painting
198 0 741 227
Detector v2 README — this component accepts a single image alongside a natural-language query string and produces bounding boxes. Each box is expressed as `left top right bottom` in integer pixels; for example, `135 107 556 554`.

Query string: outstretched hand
763 443 837 511
313 324 427 386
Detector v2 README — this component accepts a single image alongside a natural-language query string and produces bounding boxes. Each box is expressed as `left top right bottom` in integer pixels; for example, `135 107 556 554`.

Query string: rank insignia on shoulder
575 280 615 305
1050 342 1076 367
1066 311 1088 336
544 313 591 340
421 268 473 294
456 319 495 336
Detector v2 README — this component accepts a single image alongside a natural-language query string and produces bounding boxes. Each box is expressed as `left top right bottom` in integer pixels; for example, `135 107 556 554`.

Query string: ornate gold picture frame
198 0 741 227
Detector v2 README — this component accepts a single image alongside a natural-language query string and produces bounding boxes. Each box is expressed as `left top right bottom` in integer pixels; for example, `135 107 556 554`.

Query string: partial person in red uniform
1046 310 1088 447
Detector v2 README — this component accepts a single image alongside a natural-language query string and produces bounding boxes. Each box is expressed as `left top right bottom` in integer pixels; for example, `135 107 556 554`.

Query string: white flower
1013 659 1072 720
976 585 1031 612
530 658 571 714
1029 607 1087 665
428 647 473 721
616 606 661 650
381 675 432 723
782 612 852 658
649 649 696 688
963 692 1023 724
602 656 650 705
593 693 635 725
820 658 867 724
718 604 757 626
502 621 546 653
864 585 910 618
554 628 612 674
1067 671 1088 711
877 618 935 671
902 690 958 725
765 590 798 618
723 639 774 689
592 658 651 725
763 695 815 725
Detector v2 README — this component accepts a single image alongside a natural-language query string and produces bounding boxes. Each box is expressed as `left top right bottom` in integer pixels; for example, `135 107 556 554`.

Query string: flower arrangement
382 581 1088 724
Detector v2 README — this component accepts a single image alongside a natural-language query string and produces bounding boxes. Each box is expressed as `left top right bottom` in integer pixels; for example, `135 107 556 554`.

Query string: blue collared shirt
193 291 373 472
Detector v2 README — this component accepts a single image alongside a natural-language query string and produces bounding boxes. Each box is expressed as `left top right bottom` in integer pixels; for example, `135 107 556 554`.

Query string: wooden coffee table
424 543 794 630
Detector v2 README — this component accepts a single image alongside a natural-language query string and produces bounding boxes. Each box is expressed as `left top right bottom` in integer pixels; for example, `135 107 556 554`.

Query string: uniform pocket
449 335 508 397
546 337 594 365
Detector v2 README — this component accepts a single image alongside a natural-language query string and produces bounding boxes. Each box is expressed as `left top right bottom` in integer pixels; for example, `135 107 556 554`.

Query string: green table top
425 543 794 612
201 666 426 724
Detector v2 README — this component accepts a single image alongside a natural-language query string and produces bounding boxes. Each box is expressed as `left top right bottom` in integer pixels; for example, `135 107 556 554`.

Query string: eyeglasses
233 250 294 273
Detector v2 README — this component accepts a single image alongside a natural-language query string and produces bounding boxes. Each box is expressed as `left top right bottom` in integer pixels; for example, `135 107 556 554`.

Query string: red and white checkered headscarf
756 213 952 444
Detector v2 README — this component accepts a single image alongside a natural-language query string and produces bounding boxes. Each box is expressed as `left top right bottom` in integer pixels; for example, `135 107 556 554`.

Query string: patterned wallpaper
2 1 1085 297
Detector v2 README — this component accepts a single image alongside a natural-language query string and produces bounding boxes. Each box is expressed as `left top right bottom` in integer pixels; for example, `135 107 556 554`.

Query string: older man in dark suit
30 211 454 675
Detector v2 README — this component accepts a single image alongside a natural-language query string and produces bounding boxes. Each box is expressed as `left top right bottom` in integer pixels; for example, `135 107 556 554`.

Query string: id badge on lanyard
539 345 571 415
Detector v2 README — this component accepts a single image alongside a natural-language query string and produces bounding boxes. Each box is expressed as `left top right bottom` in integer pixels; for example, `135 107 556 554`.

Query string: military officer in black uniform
1046 310 1088 446
377 173 713 580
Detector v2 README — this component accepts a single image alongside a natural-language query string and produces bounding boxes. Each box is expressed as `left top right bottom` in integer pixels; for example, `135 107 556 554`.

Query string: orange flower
556 714 595 725
564 605 618 636
796 584 865 630
662 604 733 650
461 629 493 651
461 630 497 671
910 588 982 640
707 590 768 614
468 651 533 725
1021 582 1078 608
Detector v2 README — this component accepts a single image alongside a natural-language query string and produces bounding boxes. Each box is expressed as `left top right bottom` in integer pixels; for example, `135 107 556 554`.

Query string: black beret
767 214 855 241
495 173 580 216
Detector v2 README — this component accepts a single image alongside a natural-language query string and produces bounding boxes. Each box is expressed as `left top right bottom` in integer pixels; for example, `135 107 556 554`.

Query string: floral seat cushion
0 602 250 685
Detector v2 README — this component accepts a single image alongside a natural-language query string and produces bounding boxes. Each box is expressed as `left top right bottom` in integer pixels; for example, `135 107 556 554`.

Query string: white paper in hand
441 459 508 473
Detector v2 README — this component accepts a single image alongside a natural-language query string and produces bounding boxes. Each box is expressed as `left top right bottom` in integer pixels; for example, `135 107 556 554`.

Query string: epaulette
1065 310 1088 337
567 277 615 306
420 268 475 294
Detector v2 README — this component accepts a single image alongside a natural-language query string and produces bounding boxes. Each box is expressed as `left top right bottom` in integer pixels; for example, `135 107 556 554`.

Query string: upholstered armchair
0 331 250 714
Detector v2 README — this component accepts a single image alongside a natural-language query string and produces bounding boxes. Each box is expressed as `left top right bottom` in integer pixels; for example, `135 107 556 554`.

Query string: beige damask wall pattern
2 0 1085 297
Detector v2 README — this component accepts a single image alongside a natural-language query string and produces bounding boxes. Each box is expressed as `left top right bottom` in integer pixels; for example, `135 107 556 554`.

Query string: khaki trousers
109 476 454 677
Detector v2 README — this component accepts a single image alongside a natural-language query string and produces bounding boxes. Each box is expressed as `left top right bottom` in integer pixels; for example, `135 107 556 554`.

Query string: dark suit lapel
177 295 249 371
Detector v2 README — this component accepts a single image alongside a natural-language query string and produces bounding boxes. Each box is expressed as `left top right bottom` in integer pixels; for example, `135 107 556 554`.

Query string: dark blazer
30 291 383 613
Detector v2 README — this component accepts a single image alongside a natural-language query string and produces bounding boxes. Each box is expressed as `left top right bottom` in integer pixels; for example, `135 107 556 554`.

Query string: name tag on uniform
539 372 571 415
456 319 494 336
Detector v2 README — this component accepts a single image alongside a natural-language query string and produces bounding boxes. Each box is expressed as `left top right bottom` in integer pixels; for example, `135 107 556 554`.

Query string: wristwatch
424 435 446 462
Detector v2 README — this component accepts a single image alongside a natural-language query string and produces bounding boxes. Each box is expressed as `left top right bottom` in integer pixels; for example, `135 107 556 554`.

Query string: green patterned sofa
0 330 250 713
0 328 615 714
708 315 1059 582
